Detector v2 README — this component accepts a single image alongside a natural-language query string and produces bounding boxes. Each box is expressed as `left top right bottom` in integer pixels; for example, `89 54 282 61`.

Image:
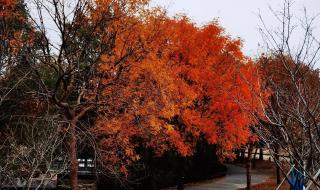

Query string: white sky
150 0 320 58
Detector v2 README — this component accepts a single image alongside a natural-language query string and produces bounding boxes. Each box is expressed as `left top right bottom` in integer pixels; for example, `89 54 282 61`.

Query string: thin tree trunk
246 145 252 190
241 149 246 161
70 120 79 190
275 145 281 185
235 149 241 161
259 148 263 160
252 148 258 168
253 148 258 160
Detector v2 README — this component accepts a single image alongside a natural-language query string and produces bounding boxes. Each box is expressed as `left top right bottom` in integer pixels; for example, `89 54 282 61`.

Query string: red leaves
92 8 265 172
0 0 33 56
161 18 263 158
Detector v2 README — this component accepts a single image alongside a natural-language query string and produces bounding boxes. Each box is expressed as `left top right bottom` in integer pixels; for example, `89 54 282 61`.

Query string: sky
150 0 320 57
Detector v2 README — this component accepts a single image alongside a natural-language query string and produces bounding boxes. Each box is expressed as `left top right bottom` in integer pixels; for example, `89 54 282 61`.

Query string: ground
238 160 290 190
163 160 290 190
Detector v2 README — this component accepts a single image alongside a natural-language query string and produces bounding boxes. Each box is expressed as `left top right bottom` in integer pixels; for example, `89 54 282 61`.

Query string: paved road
166 164 269 190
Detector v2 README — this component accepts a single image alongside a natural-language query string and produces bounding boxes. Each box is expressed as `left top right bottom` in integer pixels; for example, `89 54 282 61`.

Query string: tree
93 16 263 182
257 54 320 188
0 0 34 103
13 0 168 189
246 0 320 188
0 116 68 189
1 1 264 189
162 17 262 158
92 16 199 178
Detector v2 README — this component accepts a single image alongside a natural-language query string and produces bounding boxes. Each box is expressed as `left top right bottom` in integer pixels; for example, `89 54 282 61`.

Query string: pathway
166 164 269 190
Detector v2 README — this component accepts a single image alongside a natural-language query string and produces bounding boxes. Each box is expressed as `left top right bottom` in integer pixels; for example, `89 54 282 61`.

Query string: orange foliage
0 0 22 18
159 17 263 158
0 0 32 57
0 0 267 183
90 2 264 173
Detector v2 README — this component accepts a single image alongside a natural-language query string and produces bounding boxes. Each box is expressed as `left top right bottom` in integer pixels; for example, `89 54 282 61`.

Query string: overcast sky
150 0 320 57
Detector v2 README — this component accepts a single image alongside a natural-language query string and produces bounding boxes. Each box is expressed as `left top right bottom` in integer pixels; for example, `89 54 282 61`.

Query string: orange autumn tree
0 0 37 112
63 0 166 186
92 12 198 176
0 0 32 76
0 0 267 187
0 0 25 49
162 17 262 158
94 15 263 177
15 0 166 188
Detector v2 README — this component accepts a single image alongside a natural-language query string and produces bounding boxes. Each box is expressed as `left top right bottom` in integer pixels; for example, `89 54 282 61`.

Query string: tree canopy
0 0 265 188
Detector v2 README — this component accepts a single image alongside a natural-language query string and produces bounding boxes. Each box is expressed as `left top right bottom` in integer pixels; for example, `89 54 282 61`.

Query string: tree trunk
235 149 241 161
69 120 79 190
275 145 281 185
241 149 246 161
259 148 263 160
246 145 252 190
252 148 258 168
